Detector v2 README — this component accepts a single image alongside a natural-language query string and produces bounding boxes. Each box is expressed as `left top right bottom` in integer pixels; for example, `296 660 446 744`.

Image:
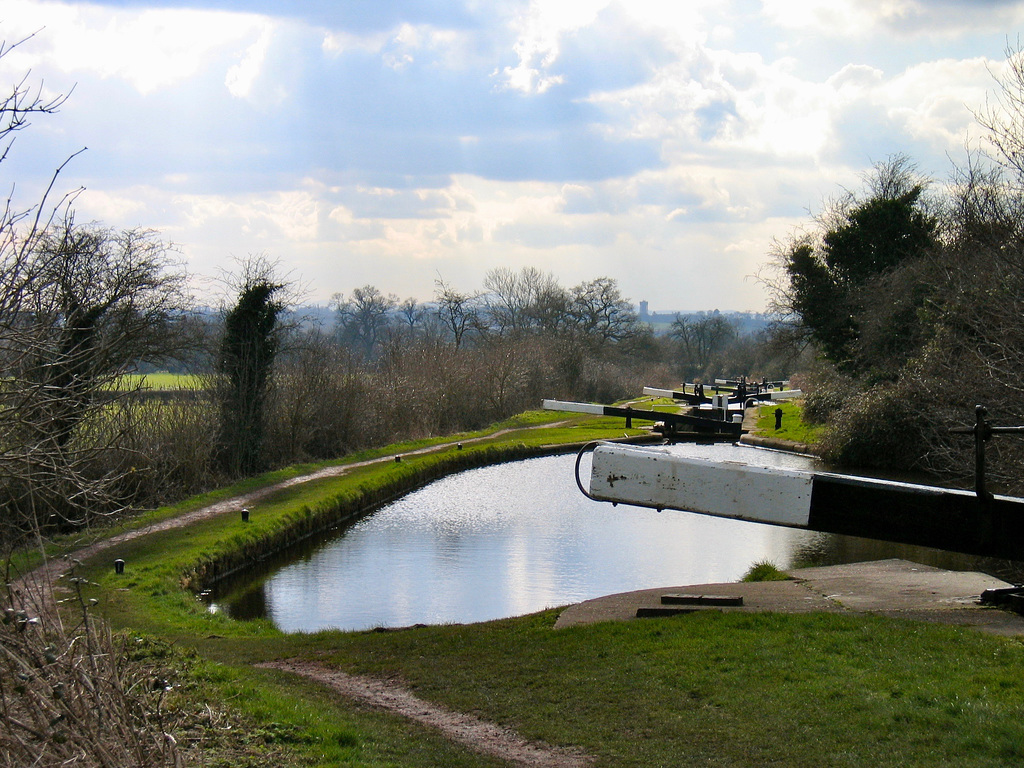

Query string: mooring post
775 407 783 431
114 559 125 574
241 508 250 522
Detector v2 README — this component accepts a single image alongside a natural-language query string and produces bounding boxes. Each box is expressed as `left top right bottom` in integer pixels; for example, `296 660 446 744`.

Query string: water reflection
214 443 1017 632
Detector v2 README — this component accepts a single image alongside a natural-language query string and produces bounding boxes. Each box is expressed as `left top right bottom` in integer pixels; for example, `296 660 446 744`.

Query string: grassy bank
755 398 825 445
39 410 1024 766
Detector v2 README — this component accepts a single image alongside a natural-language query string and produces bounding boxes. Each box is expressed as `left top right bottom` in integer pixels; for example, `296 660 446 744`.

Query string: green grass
299 610 1024 767
741 559 791 582
38 407 1024 767
754 399 825 445
108 604 1024 767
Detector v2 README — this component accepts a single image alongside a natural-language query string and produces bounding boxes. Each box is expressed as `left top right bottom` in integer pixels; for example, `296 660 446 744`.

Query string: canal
211 442 999 632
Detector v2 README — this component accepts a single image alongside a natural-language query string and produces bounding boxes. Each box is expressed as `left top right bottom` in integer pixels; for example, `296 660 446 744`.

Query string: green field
118 371 205 390
124 372 203 391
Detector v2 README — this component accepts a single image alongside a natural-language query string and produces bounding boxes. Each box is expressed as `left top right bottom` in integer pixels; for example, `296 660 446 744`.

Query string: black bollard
241 508 250 523
774 407 783 431
114 559 125 574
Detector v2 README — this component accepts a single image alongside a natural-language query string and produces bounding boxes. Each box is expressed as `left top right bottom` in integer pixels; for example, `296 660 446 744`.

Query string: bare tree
17 220 189 447
433 277 479 348
977 41 1024 186
267 328 366 462
0 35 198 533
398 296 426 332
567 276 642 346
332 284 397 360
482 266 561 337
670 312 736 378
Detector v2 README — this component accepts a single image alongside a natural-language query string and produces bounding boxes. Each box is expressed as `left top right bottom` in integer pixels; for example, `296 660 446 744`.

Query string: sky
3 0 1023 312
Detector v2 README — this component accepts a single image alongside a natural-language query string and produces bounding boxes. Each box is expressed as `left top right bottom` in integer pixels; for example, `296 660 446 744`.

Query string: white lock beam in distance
643 386 803 402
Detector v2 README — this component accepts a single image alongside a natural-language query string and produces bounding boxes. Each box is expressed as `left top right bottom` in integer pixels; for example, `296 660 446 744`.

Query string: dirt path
259 660 595 767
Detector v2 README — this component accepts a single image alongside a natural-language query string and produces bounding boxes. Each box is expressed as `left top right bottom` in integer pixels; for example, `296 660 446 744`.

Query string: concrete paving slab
794 558 1006 612
553 559 1024 636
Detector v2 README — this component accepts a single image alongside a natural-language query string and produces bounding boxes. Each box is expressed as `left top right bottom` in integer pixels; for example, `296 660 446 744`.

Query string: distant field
118 372 205 390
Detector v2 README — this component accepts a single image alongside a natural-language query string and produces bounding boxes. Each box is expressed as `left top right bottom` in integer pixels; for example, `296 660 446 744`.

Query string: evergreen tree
216 265 285 476
777 156 938 375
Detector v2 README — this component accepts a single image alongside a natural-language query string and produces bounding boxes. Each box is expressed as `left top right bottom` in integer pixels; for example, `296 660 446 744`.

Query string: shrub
818 383 928 471
800 366 860 425
1 579 182 767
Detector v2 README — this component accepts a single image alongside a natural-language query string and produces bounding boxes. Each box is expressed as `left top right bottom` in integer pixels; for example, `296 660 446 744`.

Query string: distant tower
639 300 649 320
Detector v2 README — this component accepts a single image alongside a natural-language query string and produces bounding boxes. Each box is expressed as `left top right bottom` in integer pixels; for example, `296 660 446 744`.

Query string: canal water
211 443 999 632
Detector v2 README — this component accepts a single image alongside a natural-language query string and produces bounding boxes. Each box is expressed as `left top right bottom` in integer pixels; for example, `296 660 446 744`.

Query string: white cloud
2 0 1015 312
74 187 149 222
322 20 478 72
882 57 996 148
584 45 836 160
226 25 274 98
760 0 1024 38
174 189 320 242
321 28 388 56
760 0 883 36
4 0 270 95
498 0 611 93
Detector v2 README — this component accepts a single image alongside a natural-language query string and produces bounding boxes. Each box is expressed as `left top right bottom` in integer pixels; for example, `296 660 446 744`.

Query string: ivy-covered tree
215 258 286 477
772 155 938 376
783 240 857 364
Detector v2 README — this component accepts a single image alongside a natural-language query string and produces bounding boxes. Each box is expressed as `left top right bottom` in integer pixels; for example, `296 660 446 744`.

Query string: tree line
0 233 775 528
0 220 793 541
